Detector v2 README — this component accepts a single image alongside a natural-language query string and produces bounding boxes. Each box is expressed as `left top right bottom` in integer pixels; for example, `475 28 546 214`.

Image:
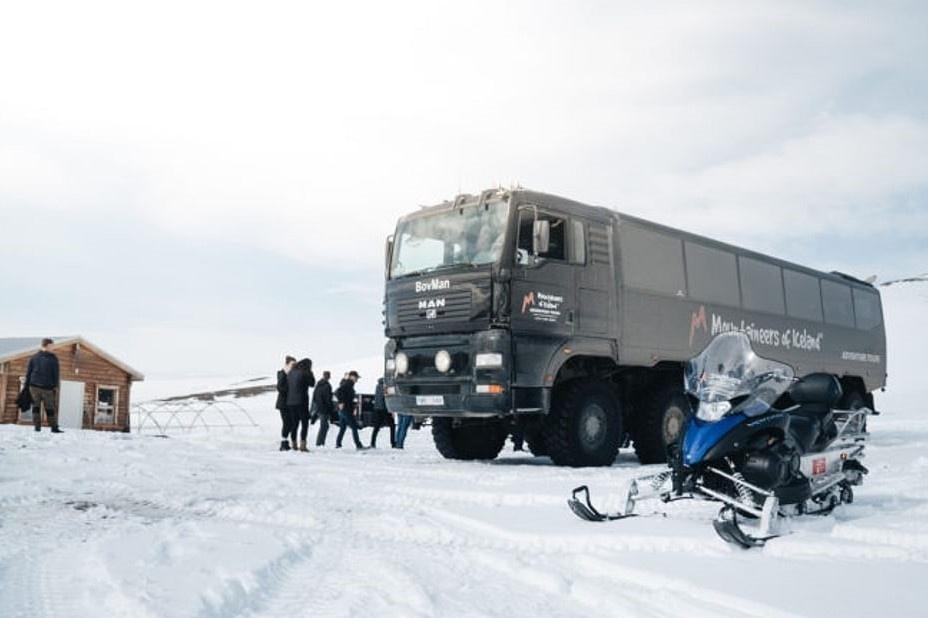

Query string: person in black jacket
335 370 365 449
25 339 61 433
276 356 296 451
287 358 316 452
369 377 395 448
312 371 335 447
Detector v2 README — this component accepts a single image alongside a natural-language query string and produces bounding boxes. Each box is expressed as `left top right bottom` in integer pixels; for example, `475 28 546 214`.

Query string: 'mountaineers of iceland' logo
415 279 450 293
688 304 824 352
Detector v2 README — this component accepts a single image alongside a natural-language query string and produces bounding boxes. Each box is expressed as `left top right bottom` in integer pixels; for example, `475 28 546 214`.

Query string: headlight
395 352 409 375
385 358 396 373
435 350 452 373
474 352 503 368
696 400 732 422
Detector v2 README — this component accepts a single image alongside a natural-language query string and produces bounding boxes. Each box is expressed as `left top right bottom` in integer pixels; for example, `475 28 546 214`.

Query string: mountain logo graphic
521 292 536 314
689 305 708 347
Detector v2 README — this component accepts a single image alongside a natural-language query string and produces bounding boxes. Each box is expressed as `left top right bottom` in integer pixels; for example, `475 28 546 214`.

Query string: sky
1 0 926 379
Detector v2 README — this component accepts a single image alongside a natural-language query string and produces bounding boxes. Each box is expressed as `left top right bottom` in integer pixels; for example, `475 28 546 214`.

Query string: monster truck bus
382 188 886 467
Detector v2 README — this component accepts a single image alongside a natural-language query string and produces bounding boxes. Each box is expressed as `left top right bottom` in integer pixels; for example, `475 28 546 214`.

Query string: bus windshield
390 201 510 278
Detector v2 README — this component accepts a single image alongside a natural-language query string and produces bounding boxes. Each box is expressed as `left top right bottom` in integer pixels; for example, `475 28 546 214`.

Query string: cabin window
569 220 586 265
853 288 882 330
619 225 686 297
95 386 118 425
685 242 739 306
517 211 566 262
821 280 855 327
784 270 823 322
739 256 785 314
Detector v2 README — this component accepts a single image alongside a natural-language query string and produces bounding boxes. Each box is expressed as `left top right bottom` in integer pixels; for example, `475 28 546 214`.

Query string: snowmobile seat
787 374 842 417
787 374 842 452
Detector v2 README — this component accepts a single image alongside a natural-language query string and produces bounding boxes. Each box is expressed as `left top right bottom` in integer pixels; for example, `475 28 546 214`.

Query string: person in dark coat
25 339 61 433
335 370 365 449
287 358 316 451
276 356 296 451
312 371 335 447
369 377 395 448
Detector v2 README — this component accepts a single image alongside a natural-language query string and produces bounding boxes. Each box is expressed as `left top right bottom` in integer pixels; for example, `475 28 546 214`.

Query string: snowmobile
568 331 872 548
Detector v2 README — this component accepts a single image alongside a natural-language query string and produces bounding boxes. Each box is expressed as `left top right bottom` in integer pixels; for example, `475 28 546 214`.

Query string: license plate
415 395 444 406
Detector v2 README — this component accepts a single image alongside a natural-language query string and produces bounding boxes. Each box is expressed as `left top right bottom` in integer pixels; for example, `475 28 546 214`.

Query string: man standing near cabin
335 370 365 450
26 338 61 433
277 356 296 451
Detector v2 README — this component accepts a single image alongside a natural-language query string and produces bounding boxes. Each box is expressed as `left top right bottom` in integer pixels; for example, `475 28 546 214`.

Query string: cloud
1 1 926 375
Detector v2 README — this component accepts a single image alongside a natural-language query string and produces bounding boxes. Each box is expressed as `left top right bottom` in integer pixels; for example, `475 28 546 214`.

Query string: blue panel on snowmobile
682 413 746 467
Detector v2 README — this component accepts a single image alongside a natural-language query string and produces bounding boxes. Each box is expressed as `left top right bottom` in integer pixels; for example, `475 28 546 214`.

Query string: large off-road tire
525 432 549 457
840 389 867 411
839 389 868 433
431 418 508 461
543 379 622 467
632 385 691 464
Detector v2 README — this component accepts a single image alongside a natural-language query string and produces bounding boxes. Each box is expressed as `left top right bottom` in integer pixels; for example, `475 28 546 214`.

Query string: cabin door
58 381 85 429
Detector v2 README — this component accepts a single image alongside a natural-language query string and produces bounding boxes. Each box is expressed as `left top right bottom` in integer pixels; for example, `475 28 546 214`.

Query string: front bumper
385 391 509 417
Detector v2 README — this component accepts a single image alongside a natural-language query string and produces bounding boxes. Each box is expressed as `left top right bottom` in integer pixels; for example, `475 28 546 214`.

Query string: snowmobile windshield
390 200 510 279
685 332 794 421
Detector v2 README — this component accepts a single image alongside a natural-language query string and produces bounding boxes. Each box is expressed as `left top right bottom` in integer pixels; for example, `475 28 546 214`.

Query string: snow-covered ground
1 282 927 617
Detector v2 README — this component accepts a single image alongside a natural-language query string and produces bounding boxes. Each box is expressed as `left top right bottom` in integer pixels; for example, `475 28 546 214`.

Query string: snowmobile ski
567 485 636 522
712 506 776 548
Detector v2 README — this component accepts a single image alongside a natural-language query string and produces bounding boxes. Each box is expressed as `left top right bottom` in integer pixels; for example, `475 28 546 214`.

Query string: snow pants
370 411 395 448
336 409 363 449
29 386 57 429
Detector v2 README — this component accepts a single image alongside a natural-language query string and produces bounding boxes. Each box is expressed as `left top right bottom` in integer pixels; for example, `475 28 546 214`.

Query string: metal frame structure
131 399 259 434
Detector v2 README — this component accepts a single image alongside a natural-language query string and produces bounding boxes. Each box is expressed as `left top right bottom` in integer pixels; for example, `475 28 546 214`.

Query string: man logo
419 297 445 319
418 298 446 310
521 291 535 314
689 305 708 347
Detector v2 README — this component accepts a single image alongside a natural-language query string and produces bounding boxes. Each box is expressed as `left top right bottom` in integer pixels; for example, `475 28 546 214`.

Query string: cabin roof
0 337 145 381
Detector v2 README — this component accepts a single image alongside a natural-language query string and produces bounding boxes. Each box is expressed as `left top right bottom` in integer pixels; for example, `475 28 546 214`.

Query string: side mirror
384 235 394 277
533 219 550 255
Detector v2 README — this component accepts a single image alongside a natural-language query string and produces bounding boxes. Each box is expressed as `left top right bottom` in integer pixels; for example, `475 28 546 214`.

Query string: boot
291 438 298 451
34 425 41 432
51 426 63 434
280 440 290 451
299 440 308 452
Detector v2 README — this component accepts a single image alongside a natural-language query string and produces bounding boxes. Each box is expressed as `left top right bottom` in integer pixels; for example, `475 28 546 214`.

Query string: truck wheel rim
580 403 607 449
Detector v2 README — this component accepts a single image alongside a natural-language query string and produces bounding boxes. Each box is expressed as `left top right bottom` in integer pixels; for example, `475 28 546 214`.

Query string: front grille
396 288 473 326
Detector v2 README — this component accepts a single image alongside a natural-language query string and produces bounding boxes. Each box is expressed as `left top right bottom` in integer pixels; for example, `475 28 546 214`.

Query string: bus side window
784 270 823 322
822 279 855 327
853 288 882 330
685 241 739 307
619 224 686 297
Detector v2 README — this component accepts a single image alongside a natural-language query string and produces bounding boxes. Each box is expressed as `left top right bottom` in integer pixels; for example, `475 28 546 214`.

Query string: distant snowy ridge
880 273 928 286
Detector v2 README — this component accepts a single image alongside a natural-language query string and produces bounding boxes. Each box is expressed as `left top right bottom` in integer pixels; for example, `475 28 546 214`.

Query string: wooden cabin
0 337 144 431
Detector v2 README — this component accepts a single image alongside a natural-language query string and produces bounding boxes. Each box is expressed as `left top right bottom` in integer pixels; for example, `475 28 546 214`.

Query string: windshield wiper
424 262 480 274
394 262 480 279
